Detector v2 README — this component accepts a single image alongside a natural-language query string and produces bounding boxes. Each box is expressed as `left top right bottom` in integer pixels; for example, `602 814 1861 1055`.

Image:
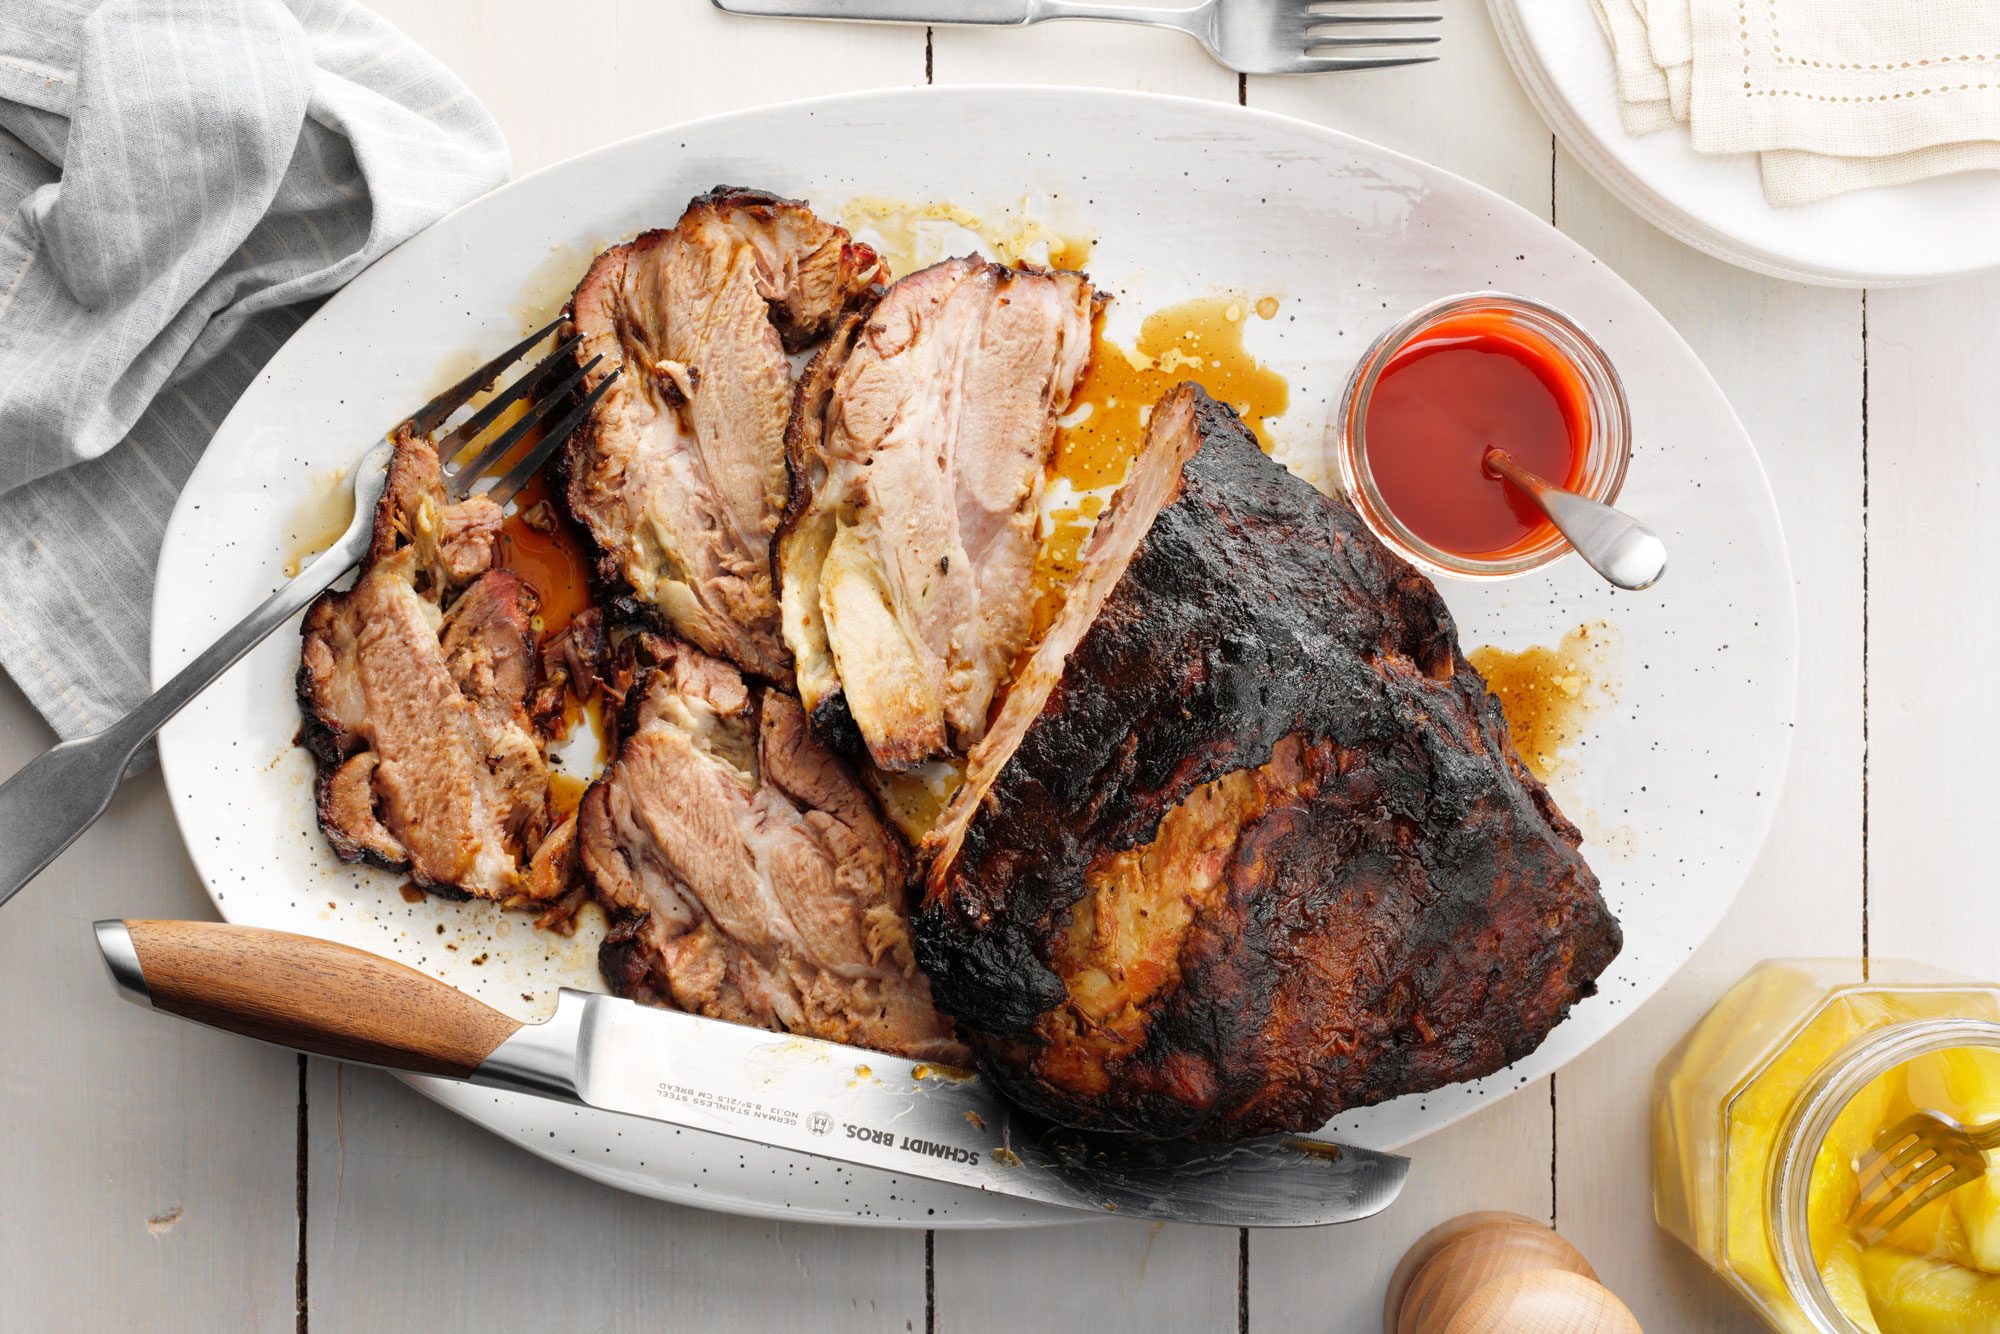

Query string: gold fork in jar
1850 1110 2000 1243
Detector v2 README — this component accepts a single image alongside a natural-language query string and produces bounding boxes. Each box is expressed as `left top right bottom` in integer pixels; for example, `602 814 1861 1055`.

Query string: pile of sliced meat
301 185 1620 1134
552 213 1106 1060
579 636 962 1062
562 187 886 680
299 432 564 906
778 256 1101 771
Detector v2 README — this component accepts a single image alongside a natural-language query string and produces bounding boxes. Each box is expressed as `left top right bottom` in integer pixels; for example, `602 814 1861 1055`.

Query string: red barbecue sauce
1363 314 1589 557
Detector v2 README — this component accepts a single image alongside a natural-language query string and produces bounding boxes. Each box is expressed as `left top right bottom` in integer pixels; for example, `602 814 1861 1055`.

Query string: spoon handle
1486 450 1667 591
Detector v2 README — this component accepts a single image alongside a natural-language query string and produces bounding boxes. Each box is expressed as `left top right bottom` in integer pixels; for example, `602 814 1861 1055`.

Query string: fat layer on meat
778 256 1101 773
563 187 885 679
298 432 558 904
578 636 964 1063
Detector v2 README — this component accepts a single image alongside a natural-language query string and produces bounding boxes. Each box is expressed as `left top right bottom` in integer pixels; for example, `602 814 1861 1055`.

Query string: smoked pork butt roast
576 634 964 1063
298 432 565 906
778 256 1101 772
561 187 885 681
556 193 972 1059
915 383 1622 1140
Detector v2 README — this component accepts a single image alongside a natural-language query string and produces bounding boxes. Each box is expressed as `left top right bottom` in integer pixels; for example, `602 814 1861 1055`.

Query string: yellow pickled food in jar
1715 989 1914 1316
1653 961 2000 1334
1806 1046 2000 1332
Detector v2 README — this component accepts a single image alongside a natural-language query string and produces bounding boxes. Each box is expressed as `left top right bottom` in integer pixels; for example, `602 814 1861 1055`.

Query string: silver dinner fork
0 318 621 911
712 0 1441 75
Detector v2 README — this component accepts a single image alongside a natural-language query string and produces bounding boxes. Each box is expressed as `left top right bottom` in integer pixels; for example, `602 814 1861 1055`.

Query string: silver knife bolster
469 988 592 1103
713 0 1032 25
96 921 152 1007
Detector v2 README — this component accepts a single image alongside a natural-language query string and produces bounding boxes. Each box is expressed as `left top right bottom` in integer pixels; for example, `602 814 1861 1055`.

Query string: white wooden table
2 2 1991 1329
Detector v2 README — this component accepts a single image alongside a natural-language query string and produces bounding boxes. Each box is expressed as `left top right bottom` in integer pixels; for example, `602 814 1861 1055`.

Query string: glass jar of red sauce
1336 292 1632 580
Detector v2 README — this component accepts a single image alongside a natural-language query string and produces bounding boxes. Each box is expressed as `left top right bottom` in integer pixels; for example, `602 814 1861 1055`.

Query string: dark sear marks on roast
298 431 562 907
777 255 1102 772
561 187 886 681
915 384 1622 1140
579 635 965 1064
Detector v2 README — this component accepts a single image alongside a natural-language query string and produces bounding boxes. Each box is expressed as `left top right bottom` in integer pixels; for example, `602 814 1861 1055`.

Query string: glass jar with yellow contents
1655 960 2000 1332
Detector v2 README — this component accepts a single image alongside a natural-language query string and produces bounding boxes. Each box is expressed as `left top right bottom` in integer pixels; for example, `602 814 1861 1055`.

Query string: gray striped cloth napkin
0 0 509 743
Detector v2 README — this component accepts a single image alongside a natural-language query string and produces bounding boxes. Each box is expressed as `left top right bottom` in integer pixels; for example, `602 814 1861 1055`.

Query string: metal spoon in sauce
1484 448 1667 591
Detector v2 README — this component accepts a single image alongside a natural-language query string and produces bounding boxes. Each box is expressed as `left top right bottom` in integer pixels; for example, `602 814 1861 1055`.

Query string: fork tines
1849 1113 1987 1243
406 315 563 436
395 317 621 509
1292 0 1440 71
480 364 620 507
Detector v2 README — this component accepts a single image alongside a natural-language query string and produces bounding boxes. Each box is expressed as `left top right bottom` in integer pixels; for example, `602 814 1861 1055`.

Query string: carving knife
95 919 1407 1227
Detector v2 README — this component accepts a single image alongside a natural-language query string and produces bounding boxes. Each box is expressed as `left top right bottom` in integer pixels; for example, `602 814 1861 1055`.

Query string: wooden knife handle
101 919 523 1078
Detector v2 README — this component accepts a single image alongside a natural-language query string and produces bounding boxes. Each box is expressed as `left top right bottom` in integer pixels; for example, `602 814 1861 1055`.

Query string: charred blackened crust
914 386 1621 1140
803 691 868 769
294 656 347 771
551 240 645 624
599 914 665 1005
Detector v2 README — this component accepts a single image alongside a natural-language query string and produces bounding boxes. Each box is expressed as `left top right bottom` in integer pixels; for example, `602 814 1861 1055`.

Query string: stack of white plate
1487 0 2000 287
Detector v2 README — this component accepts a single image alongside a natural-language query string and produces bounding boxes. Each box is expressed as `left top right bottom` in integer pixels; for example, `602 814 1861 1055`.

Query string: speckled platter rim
153 85 1799 1228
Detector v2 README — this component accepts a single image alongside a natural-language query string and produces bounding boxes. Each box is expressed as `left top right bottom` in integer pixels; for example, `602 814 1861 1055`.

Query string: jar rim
1334 291 1632 581
1767 1016 2000 1334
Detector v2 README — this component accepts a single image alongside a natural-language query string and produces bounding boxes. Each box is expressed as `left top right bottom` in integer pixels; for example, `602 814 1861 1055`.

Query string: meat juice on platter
495 472 593 639
291 186 1625 1144
1027 294 1289 648
1469 623 1617 784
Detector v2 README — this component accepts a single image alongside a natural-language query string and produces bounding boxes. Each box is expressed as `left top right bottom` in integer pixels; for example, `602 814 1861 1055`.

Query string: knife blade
95 919 1407 1227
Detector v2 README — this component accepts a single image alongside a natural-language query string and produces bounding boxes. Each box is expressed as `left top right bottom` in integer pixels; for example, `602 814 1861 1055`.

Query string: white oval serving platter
154 86 1797 1228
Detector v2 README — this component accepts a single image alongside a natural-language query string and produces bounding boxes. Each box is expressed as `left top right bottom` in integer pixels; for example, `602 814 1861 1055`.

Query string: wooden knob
1386 1212 1634 1334
1441 1269 1642 1334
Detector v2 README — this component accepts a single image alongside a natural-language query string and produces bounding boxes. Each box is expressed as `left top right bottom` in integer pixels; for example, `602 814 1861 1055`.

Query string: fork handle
716 0 1034 22
713 0 1206 31
0 463 386 912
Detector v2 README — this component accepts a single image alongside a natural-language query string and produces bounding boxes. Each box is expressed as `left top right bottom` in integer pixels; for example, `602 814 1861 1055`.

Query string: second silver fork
0 319 619 911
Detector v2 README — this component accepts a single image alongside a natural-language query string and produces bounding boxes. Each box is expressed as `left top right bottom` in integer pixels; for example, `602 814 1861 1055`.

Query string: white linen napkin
0 0 509 743
1592 0 2000 205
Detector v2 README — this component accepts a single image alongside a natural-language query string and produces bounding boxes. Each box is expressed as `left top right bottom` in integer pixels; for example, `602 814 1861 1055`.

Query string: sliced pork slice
577 636 964 1063
563 187 886 680
914 384 1621 1140
299 433 558 904
778 256 1102 773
